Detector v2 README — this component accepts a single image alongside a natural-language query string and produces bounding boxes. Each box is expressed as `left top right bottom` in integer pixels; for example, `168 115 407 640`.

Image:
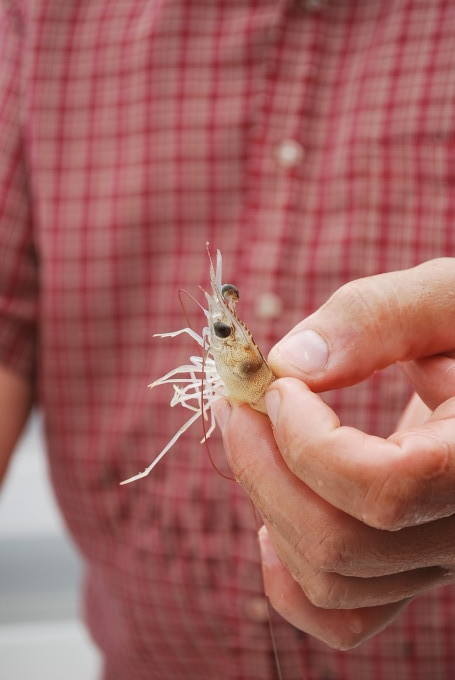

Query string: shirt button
276 139 304 168
255 292 283 320
244 596 269 623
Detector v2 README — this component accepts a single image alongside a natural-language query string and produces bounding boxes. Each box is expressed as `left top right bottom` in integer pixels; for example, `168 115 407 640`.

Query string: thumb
268 258 455 392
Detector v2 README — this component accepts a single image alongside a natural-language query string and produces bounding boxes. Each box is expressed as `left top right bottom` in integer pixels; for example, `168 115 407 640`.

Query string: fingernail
213 399 231 434
277 329 328 373
265 389 281 427
347 615 363 635
258 525 281 568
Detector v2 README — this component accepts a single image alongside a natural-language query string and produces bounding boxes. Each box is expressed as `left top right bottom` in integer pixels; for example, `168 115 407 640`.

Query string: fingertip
258 525 290 601
212 398 231 434
268 329 329 378
264 389 281 427
258 525 282 569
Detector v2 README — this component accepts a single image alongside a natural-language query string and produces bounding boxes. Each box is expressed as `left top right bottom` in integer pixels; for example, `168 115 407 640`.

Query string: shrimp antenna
250 502 284 680
176 288 212 358
178 288 205 330
178 288 207 318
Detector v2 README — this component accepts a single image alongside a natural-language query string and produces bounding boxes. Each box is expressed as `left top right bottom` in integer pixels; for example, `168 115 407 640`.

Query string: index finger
266 378 455 530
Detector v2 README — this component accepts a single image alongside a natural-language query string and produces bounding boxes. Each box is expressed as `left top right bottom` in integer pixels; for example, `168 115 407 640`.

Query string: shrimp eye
213 321 232 338
221 283 239 302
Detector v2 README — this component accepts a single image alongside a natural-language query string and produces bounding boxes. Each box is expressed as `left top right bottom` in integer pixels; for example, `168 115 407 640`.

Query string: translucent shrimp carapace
206 248 275 413
120 246 275 485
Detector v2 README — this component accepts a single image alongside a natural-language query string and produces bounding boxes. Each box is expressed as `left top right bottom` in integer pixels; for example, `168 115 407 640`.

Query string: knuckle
362 433 451 530
304 574 345 610
303 528 349 573
330 279 384 326
407 432 451 482
361 475 408 530
328 276 405 356
330 279 368 310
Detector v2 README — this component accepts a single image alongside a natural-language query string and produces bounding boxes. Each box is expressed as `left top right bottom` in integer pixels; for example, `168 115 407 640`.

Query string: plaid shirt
2 0 455 678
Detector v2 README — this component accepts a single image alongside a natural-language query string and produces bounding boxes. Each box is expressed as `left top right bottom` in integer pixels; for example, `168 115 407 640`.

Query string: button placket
235 9 316 345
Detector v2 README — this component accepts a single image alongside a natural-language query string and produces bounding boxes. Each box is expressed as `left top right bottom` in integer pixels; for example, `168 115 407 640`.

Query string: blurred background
0 412 101 679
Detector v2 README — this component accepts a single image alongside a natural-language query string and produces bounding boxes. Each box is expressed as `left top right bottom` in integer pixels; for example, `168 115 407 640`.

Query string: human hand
215 258 455 649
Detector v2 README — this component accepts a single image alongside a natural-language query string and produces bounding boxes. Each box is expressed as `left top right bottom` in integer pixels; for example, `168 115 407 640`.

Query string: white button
276 139 304 168
244 596 269 622
255 292 283 320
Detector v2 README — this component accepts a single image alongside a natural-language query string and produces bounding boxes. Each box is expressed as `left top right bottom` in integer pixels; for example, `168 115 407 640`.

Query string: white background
0 413 102 679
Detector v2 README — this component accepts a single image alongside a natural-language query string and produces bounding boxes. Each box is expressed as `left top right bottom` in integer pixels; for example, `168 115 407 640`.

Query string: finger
262 521 452 609
401 355 455 410
395 392 432 431
222 403 455 576
258 525 410 650
267 258 455 391
266 377 455 529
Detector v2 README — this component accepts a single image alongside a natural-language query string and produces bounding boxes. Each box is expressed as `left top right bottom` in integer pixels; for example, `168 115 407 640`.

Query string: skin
214 257 455 650
0 364 33 484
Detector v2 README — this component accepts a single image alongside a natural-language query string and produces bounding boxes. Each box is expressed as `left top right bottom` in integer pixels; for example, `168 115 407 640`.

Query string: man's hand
214 258 455 649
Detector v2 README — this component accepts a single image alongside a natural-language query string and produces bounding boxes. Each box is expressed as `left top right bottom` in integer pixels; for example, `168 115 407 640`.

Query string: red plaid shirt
2 0 455 678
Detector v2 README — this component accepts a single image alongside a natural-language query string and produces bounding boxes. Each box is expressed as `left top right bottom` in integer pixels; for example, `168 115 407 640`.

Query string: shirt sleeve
0 1 38 381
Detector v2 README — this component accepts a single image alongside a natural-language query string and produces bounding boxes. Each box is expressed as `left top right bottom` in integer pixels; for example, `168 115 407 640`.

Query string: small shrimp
205 248 275 413
120 245 275 485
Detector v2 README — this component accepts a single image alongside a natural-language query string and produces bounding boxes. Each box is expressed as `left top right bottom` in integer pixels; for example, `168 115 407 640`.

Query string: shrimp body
120 247 275 484
206 250 275 413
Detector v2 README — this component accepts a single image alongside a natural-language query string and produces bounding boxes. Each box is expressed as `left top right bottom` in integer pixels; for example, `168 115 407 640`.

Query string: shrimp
120 245 275 485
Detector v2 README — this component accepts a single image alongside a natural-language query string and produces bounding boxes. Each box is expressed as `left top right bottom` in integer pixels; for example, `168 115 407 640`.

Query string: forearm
0 364 33 484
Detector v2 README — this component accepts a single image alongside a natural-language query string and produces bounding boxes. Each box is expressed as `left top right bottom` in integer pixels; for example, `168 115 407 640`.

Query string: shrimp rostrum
121 247 275 485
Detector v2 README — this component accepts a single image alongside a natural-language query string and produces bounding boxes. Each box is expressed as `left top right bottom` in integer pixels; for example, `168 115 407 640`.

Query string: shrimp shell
205 248 275 413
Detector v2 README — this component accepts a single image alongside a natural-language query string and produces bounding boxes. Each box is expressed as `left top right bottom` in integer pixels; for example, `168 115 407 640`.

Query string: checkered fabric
2 0 455 678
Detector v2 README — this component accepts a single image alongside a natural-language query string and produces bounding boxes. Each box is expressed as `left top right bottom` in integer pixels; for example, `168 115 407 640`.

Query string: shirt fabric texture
1 0 455 678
